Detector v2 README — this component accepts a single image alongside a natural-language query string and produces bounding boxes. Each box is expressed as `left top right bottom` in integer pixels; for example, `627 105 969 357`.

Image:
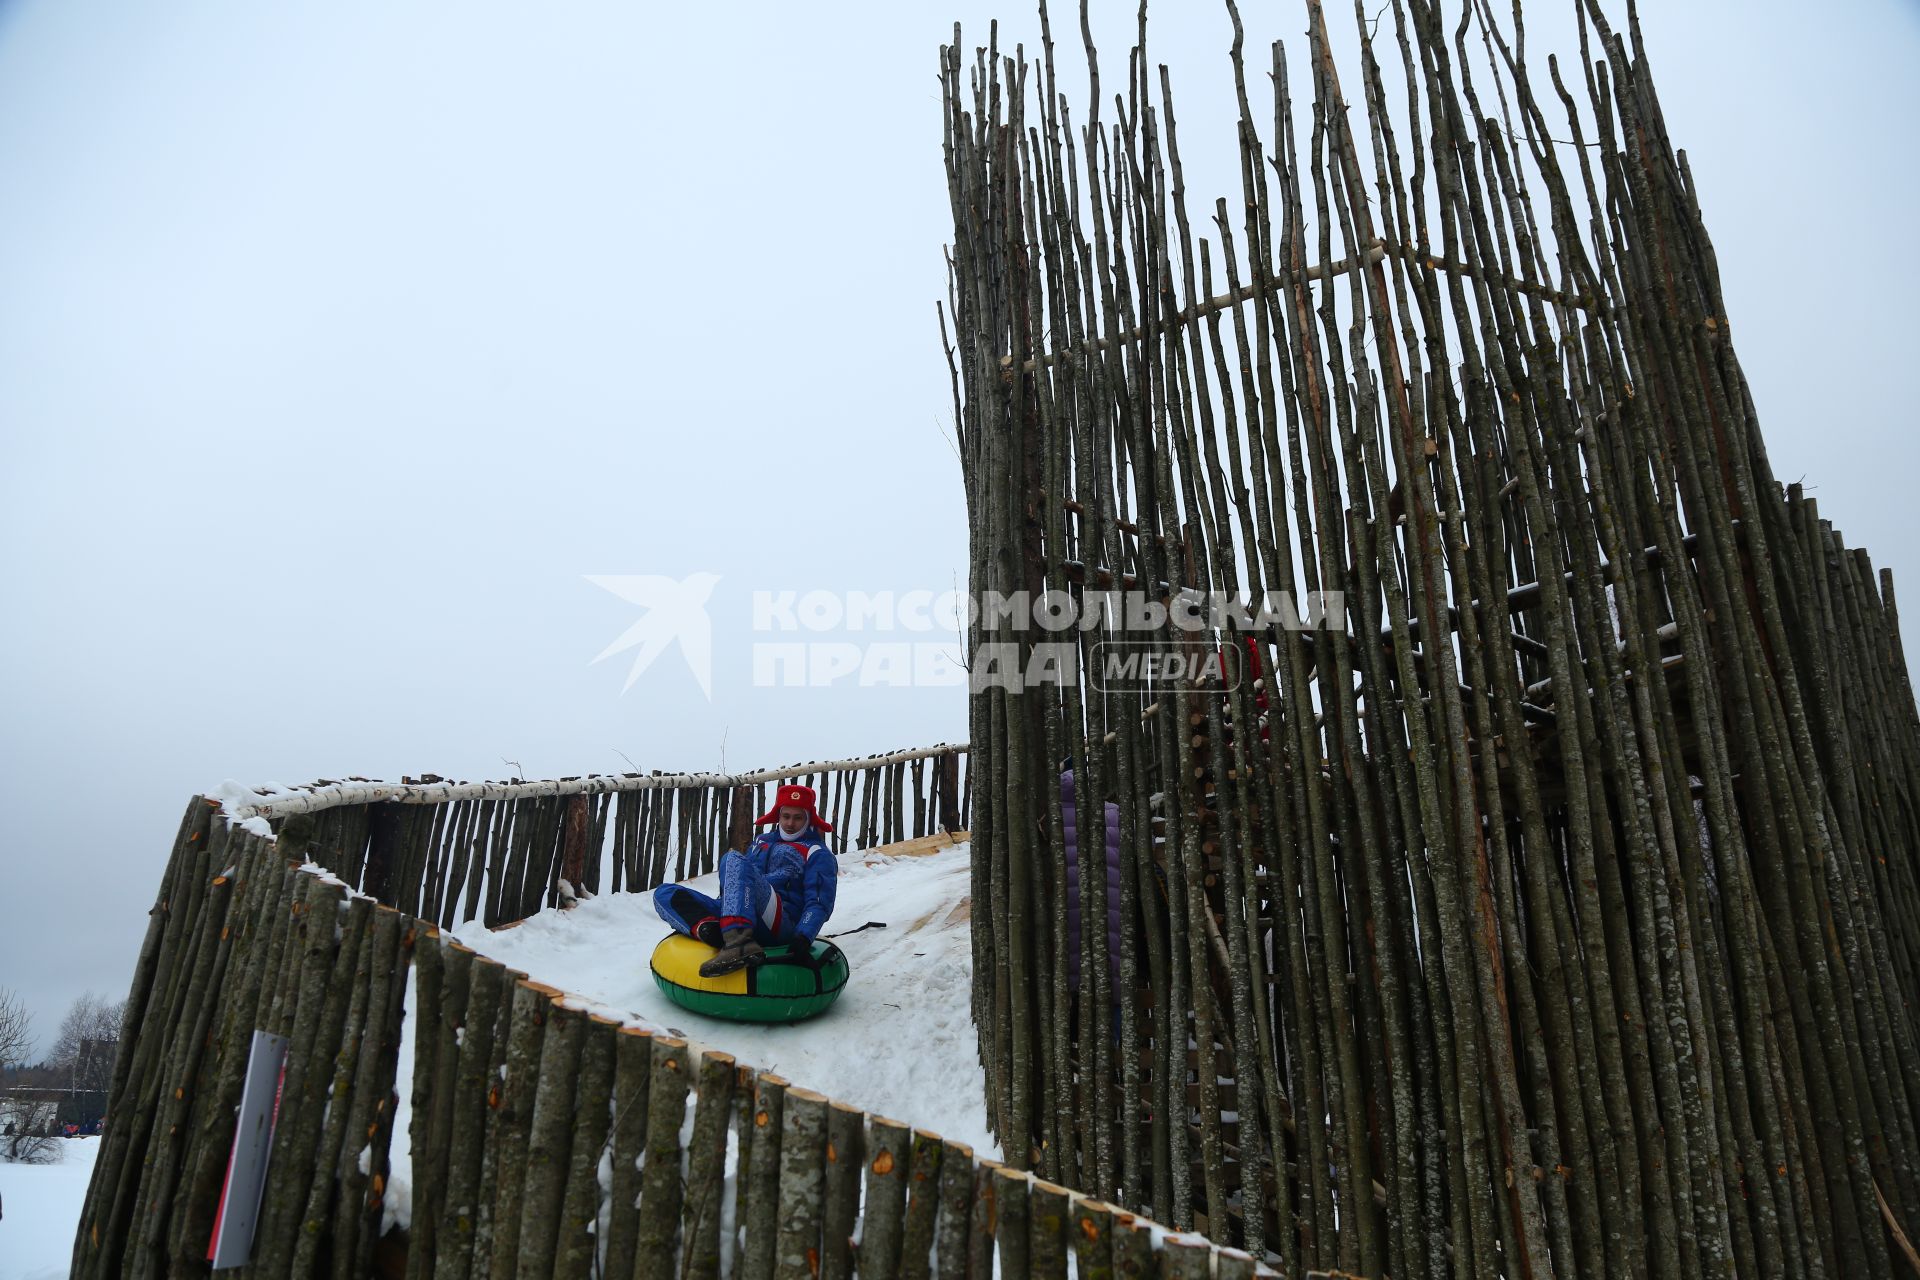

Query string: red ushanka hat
753 783 833 833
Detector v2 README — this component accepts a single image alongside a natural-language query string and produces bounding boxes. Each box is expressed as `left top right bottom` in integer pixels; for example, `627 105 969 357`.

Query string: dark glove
792 937 822 968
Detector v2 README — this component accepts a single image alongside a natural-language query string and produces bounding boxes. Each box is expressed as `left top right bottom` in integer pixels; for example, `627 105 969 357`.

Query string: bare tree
47 992 125 1093
0 989 58 1164
1 1098 60 1164
0 988 31 1071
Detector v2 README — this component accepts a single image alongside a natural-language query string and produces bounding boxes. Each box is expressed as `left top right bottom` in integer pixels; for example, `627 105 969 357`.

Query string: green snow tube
650 933 850 1024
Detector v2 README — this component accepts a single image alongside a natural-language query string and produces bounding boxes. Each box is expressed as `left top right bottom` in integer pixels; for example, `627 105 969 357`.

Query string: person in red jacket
653 783 840 977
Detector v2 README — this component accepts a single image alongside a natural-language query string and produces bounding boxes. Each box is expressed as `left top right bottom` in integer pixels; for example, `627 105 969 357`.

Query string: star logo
586 573 721 699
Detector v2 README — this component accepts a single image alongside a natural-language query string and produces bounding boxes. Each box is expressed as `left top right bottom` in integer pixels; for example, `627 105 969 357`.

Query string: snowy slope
0 1137 99 1280
450 841 995 1158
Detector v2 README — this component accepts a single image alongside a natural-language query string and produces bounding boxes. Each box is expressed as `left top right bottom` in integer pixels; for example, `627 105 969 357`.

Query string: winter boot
692 915 724 948
699 926 765 977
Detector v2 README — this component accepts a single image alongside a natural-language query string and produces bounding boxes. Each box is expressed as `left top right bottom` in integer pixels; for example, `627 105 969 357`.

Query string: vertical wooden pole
680 1050 738 1280
558 793 589 904
899 1129 945 1280
933 1140 975 1280
967 1158 1001 1279
599 1026 654 1279
432 955 506 1280
407 935 473 1280
551 1014 617 1280
772 1087 828 1280
729 784 757 854
364 802 406 904
861 1116 910 1278
484 982 550 1280
821 1101 865 1280
332 907 407 1280
1028 1178 1071 1280
1108 1211 1156 1278
1070 1198 1116 1280
506 997 579 1280
938 753 962 834
992 1165 1031 1278
738 1073 788 1280
634 1037 690 1280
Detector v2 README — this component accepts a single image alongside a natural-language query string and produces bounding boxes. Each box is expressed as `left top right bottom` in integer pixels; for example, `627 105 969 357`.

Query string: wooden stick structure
74 736 1279 1278
945 1 1920 1276
68 0 1920 1273
219 743 970 933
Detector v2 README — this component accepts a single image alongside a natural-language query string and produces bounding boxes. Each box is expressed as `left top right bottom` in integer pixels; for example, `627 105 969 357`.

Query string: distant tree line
0 986 125 1159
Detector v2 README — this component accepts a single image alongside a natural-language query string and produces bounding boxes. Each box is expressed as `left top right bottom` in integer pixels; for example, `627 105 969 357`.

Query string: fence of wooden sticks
85 745 1280 1280
71 745 1309 1278
244 744 971 932
944 3 1920 1279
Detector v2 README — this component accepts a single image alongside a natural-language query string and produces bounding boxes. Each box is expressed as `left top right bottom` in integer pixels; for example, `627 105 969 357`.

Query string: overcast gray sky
2 0 1914 1060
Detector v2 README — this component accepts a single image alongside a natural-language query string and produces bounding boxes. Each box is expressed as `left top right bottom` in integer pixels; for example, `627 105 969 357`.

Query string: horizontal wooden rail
236 743 972 932
1008 235 1597 376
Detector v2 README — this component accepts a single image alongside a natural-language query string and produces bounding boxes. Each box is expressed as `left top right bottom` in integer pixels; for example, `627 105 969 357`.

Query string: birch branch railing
244 745 972 932
947 3 1920 1278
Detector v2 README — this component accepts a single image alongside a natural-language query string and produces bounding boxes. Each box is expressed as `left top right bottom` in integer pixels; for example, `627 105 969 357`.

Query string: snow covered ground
449 840 995 1158
0 1136 98 1280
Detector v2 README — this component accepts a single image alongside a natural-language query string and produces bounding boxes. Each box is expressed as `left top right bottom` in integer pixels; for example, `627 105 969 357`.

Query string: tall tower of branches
944 3 1920 1276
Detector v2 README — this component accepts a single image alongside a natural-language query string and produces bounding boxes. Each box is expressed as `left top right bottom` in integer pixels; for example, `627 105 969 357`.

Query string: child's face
777 807 808 837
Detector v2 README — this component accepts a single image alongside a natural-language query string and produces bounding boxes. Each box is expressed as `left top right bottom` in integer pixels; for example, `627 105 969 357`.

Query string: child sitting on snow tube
651 783 839 976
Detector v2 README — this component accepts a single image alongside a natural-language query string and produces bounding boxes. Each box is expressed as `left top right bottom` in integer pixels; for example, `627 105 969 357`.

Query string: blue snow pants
652 849 801 946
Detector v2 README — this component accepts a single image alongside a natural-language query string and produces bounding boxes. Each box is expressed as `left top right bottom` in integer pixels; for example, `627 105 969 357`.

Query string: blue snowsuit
653 825 839 947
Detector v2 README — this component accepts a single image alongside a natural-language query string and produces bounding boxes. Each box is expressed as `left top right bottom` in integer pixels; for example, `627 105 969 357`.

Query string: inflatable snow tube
649 934 850 1024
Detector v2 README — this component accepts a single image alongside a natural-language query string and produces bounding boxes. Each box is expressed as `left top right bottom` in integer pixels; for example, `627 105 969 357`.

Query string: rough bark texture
680 1049 738 1280
738 1072 788 1280
511 997 586 1275
944 2 1920 1273
634 1036 691 1280
861 1116 910 1279
600 1026 655 1279
899 1129 945 1280
552 1014 618 1280
772 1087 829 1280
822 1101 866 1280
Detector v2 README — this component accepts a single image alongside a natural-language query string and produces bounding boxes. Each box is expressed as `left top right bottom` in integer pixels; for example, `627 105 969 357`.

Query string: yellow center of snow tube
649 933 850 1023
